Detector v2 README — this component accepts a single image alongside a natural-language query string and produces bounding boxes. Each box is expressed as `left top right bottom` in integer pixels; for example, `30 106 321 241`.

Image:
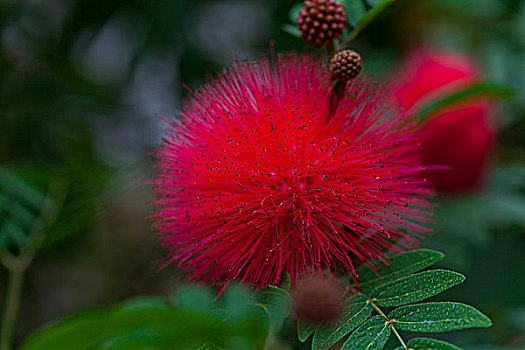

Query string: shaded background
1 0 525 348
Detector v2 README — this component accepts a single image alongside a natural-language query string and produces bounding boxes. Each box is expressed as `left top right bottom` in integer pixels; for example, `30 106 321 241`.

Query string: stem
0 183 63 350
390 323 408 349
326 40 336 58
369 299 408 349
339 28 360 49
0 268 25 350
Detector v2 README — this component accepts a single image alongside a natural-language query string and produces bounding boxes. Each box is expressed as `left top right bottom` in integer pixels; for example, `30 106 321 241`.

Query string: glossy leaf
357 249 444 292
297 319 315 342
311 294 372 350
390 302 492 332
406 337 462 350
371 269 465 307
341 315 390 350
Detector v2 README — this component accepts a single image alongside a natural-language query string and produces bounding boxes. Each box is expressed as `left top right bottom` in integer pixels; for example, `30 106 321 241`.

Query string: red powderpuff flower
153 54 433 290
391 48 496 193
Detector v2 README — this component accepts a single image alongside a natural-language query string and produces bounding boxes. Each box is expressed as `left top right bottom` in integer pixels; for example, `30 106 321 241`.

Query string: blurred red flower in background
391 48 496 194
153 54 433 290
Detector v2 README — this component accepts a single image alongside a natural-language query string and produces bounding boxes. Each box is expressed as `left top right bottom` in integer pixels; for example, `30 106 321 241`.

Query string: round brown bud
297 0 346 48
330 50 363 81
292 274 345 325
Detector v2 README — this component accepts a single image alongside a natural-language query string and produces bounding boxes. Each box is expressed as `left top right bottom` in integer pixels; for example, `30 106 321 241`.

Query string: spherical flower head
153 54 433 290
330 50 363 82
297 0 346 48
292 274 345 325
391 47 496 193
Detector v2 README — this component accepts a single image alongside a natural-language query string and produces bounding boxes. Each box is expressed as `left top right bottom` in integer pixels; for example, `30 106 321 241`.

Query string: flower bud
330 50 363 81
297 0 346 48
292 274 345 325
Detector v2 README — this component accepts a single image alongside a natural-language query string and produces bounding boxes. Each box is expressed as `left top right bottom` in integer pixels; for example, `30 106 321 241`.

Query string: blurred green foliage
1 0 525 349
20 286 270 350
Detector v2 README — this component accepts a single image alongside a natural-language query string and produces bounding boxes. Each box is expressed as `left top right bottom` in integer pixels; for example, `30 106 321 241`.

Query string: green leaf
173 285 215 314
21 295 269 350
7 201 39 230
194 345 224 350
341 315 390 350
0 168 51 252
297 319 315 342
281 23 301 38
312 294 372 350
1 220 30 249
344 0 367 27
0 168 47 210
357 249 444 292
355 0 397 31
288 2 303 23
223 286 253 321
390 302 492 332
254 286 291 323
370 270 465 307
415 81 512 121
406 337 463 350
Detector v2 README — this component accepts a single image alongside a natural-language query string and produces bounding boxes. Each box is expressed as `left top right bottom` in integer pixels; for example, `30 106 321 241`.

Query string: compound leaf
371 269 465 307
390 302 492 332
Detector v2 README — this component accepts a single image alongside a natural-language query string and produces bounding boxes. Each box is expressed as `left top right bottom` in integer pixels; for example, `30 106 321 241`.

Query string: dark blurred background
1 0 525 348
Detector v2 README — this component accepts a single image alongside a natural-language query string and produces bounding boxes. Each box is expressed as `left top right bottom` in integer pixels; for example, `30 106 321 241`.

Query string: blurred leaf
20 295 268 350
405 337 462 350
1 161 113 251
341 315 390 350
174 285 215 314
281 23 302 38
311 294 372 350
254 286 291 323
0 168 47 210
288 2 303 23
40 161 113 249
0 168 50 252
357 249 444 292
355 0 397 31
428 164 525 269
344 0 367 27
370 269 465 307
194 345 224 350
415 81 512 121
222 285 253 321
389 302 492 332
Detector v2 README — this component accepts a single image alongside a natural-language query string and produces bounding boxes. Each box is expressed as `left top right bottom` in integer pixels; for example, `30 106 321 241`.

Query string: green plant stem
389 322 408 349
0 183 62 350
339 29 359 49
1 267 25 350
369 299 408 349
